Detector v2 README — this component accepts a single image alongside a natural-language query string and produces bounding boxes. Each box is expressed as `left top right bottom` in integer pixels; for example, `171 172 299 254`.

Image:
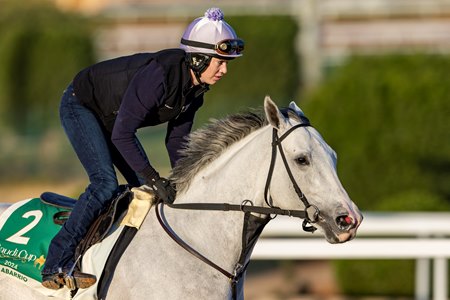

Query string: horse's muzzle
319 208 363 243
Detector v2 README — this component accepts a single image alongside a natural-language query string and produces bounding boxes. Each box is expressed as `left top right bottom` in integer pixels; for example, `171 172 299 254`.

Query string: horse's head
264 96 362 243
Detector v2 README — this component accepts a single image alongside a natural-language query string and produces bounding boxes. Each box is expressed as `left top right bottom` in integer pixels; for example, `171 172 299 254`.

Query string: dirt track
0 180 85 203
245 260 340 299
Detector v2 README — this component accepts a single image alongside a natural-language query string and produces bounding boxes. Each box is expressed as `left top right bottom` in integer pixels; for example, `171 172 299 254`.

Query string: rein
164 201 308 218
155 201 263 299
155 201 240 281
155 120 320 299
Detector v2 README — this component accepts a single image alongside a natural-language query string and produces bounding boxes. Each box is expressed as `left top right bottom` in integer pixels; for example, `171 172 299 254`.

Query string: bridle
264 118 320 232
155 118 320 298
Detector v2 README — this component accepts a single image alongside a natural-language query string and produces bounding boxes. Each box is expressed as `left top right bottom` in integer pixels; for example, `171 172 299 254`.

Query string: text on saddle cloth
0 198 70 283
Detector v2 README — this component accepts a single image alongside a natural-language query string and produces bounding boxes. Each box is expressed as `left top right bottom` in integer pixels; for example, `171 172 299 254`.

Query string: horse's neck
178 126 272 205
165 126 272 271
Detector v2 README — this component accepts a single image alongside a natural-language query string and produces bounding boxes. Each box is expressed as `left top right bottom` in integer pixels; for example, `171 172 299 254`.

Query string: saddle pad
120 186 156 229
0 197 127 299
0 198 70 284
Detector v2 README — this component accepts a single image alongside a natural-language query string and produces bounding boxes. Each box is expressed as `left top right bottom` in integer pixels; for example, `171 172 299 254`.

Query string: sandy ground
0 180 86 203
244 260 340 300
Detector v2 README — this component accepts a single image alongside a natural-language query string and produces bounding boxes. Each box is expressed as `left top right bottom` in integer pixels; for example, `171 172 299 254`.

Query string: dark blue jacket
73 49 207 181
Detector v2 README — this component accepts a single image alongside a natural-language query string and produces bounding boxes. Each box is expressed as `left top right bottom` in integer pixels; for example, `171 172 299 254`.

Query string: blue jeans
42 84 143 275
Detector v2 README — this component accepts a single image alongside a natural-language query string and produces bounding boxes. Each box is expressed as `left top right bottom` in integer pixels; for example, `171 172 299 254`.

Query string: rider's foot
42 272 65 289
42 271 97 290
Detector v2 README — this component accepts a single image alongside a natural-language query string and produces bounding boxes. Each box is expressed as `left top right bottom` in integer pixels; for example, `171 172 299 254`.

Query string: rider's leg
42 84 118 289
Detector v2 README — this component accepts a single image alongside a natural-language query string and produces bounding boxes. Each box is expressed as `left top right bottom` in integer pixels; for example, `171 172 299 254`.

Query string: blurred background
0 0 449 299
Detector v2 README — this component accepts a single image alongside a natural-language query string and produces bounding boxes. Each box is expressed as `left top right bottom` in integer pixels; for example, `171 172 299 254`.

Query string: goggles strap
181 38 243 55
181 38 215 51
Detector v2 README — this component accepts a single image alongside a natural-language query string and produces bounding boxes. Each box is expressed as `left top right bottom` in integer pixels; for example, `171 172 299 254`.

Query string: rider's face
199 57 228 85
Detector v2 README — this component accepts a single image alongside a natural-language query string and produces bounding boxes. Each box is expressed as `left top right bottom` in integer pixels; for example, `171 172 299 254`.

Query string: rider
41 7 244 290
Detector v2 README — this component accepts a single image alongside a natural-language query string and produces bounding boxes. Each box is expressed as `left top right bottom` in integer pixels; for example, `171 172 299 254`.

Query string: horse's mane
170 108 302 193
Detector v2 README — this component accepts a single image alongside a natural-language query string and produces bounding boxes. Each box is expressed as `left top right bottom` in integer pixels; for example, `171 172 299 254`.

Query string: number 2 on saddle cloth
0 185 132 287
0 197 72 284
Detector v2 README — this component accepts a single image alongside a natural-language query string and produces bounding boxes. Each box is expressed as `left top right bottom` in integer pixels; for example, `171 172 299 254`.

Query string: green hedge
303 54 450 296
0 1 95 134
303 54 450 211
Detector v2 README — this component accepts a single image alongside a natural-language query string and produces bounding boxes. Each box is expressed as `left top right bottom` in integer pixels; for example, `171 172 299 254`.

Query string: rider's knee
88 177 119 204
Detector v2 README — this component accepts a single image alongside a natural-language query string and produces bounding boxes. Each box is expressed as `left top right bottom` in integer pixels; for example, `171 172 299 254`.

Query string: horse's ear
289 101 306 117
264 96 287 130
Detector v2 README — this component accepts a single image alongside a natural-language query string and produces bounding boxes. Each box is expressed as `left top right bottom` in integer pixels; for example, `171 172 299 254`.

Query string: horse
0 97 362 300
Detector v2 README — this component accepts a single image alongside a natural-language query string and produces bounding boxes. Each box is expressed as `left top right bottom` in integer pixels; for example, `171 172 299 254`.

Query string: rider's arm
111 61 165 181
165 96 204 167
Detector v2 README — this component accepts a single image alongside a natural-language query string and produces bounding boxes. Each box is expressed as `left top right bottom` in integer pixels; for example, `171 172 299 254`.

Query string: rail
253 212 450 300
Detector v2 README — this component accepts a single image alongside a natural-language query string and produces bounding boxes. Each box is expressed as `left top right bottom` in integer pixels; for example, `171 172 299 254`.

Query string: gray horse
0 97 362 299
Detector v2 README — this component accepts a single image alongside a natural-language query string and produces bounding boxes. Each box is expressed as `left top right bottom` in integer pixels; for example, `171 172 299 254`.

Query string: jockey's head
180 7 244 85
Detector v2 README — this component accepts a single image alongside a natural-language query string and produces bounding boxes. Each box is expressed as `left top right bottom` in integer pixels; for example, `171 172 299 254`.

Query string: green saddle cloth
0 198 70 282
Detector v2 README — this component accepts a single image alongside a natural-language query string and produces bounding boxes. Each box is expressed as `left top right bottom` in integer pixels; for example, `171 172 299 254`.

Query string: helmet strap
186 53 212 85
192 70 205 86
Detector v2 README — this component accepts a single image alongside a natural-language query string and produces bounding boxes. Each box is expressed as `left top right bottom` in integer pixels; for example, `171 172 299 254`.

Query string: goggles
181 38 244 56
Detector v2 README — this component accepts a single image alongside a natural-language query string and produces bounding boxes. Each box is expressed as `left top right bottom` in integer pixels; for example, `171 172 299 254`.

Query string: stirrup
42 271 96 291
64 274 77 290
64 271 97 290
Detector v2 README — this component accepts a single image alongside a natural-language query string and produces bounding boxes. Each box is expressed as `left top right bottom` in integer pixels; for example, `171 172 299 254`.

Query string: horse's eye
295 155 310 166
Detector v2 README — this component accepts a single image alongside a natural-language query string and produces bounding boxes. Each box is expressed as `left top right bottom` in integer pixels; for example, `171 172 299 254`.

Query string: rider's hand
149 177 176 203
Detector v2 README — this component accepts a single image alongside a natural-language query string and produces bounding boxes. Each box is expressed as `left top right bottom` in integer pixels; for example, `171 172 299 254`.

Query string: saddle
76 186 132 263
41 185 134 298
41 185 132 267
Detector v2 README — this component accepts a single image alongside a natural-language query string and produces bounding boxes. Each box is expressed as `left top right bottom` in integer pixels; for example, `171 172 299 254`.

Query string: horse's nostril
336 215 353 230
